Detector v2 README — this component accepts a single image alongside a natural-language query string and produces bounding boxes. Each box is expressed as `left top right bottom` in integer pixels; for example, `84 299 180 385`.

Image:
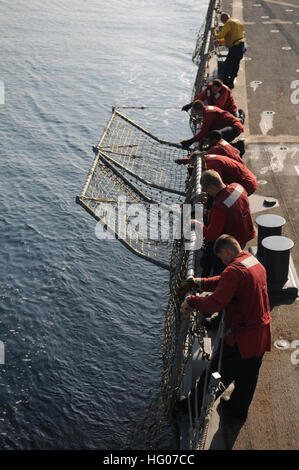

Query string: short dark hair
213 234 241 255
192 100 204 111
200 169 223 189
212 78 223 88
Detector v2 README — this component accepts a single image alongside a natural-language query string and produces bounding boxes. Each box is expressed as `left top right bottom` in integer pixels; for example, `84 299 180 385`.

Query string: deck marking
262 20 293 24
250 80 262 92
232 0 249 136
262 0 299 8
259 111 275 135
257 180 268 185
294 166 299 176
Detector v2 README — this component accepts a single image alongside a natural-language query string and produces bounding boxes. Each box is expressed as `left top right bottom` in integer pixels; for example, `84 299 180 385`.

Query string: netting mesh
77 0 222 451
77 110 190 270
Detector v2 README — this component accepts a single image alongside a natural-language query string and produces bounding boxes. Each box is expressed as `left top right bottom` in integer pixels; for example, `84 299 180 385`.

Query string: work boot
238 108 246 124
231 139 245 157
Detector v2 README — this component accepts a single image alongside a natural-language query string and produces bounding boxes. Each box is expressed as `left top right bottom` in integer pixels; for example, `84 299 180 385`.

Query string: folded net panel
77 110 190 270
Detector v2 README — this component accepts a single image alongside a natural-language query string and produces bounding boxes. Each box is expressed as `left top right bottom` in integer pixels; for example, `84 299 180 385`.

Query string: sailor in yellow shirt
213 12 246 89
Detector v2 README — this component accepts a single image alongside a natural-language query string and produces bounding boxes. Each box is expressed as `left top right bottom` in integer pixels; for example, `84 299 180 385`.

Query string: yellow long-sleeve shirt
214 17 245 48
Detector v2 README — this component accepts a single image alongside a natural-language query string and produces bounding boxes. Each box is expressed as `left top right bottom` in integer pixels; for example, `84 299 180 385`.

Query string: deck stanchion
262 235 295 291
255 214 286 262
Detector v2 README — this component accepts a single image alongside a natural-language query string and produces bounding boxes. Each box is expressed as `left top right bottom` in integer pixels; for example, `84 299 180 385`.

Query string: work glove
174 158 191 165
181 103 192 112
180 138 194 149
178 279 197 300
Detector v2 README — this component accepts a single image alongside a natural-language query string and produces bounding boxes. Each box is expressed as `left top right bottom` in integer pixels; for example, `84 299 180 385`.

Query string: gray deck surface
203 0 299 450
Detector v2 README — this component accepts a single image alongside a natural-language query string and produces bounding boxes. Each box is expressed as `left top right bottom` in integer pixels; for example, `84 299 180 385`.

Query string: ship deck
204 0 299 450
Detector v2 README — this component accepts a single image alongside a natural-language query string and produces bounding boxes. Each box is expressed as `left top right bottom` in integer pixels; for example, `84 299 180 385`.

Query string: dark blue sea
0 0 207 449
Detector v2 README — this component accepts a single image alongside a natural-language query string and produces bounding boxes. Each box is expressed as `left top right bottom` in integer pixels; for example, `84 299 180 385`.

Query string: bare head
208 130 222 147
211 78 223 94
213 234 241 265
220 12 230 23
200 169 225 197
191 100 205 116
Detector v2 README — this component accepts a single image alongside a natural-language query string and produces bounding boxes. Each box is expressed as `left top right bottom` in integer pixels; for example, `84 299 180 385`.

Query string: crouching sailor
179 234 272 421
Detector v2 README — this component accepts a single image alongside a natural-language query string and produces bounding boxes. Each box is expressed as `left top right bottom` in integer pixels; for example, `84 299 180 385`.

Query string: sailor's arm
181 269 238 316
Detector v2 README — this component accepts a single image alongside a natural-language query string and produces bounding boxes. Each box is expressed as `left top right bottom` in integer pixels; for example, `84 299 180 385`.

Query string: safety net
76 0 223 451
76 109 190 270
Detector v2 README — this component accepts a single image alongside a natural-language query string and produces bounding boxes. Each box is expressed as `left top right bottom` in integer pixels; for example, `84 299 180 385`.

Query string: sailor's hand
193 277 202 287
178 277 203 299
178 279 196 299
190 192 207 204
196 192 208 204
190 219 203 231
180 299 193 317
175 158 191 165
180 139 193 149
181 103 191 112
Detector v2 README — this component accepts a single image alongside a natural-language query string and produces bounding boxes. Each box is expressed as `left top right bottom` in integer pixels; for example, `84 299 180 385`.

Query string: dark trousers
190 343 264 418
200 240 226 277
220 124 241 142
221 42 246 86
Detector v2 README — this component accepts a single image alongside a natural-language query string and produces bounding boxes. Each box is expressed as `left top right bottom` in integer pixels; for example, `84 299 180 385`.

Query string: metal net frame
76 0 223 451
126 0 223 451
76 110 190 271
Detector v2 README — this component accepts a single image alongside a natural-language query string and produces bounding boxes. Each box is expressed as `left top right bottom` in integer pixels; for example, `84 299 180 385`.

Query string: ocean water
0 0 207 449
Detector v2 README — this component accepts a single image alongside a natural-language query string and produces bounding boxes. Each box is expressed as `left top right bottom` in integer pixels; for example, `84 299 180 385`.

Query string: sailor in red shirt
199 152 258 196
181 78 237 115
180 234 271 420
180 101 244 149
207 130 245 162
197 169 256 249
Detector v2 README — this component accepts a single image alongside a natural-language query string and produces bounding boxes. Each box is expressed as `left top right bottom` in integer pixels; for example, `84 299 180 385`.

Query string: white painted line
232 0 249 137
262 0 299 8
263 20 293 24
294 165 299 176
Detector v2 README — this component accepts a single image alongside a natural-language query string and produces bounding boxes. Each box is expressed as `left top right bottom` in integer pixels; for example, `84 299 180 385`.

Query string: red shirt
203 183 256 248
187 251 271 358
204 154 258 195
193 83 237 114
207 138 244 164
193 106 244 143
